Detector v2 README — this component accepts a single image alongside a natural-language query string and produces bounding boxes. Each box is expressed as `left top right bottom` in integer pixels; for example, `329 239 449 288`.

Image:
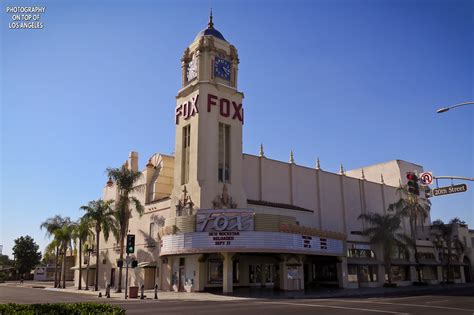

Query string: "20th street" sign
432 184 468 197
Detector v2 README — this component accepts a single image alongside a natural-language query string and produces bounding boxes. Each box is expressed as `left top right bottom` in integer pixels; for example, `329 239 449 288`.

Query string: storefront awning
391 259 415 266
347 258 383 265
138 262 157 268
70 264 96 270
418 259 440 266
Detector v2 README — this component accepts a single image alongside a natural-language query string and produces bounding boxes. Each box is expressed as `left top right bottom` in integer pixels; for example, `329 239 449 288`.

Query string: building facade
74 15 473 293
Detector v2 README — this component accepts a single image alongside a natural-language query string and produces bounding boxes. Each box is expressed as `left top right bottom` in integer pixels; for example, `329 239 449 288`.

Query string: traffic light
131 260 138 268
126 234 135 254
406 172 420 195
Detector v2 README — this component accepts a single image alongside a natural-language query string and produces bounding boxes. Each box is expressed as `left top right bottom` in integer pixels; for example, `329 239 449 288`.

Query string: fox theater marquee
78 13 472 294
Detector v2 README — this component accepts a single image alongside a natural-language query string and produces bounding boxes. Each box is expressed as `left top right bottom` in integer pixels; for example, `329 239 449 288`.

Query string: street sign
420 172 433 185
125 256 132 265
431 184 468 197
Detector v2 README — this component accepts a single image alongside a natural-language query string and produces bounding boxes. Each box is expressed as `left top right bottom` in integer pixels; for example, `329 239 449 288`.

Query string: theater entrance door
249 264 276 287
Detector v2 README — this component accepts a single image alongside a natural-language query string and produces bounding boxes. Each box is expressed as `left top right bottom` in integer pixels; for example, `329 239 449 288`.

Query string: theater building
74 15 472 292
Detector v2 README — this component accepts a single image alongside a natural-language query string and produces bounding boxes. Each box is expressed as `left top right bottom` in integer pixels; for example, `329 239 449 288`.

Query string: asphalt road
1 286 474 315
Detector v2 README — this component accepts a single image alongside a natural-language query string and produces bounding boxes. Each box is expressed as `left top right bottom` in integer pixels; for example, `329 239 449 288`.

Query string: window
347 249 375 259
181 125 191 184
347 265 378 283
389 266 410 282
218 123 231 182
421 266 438 280
348 265 358 283
208 259 223 284
446 266 461 279
356 265 378 282
391 246 409 260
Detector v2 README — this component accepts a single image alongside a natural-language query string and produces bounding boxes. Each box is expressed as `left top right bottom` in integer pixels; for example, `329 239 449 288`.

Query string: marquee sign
175 93 244 124
196 210 254 232
160 231 344 256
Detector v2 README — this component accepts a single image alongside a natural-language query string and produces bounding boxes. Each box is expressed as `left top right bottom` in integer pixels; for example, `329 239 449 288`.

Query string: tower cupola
194 10 227 42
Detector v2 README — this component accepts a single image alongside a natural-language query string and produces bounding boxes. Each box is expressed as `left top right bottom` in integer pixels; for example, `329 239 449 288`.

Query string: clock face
186 55 198 82
214 57 231 81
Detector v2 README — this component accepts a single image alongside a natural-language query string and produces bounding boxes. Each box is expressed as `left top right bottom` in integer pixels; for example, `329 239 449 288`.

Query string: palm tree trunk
410 218 422 282
57 256 62 288
78 240 82 290
54 246 59 288
85 250 90 290
95 229 100 291
62 250 66 289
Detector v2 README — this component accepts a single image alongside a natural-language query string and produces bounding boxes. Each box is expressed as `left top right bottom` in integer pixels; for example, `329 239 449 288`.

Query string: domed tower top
194 9 227 42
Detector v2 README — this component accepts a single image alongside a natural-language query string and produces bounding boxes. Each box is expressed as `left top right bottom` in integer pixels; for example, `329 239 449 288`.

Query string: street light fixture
436 101 474 113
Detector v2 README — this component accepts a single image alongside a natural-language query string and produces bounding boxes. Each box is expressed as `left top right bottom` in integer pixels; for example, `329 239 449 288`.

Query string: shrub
0 302 125 315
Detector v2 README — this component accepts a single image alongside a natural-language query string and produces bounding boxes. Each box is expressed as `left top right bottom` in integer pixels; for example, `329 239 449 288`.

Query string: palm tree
430 218 465 283
40 215 71 288
81 199 116 291
358 212 413 285
72 217 93 290
54 220 76 289
388 185 431 282
106 165 144 293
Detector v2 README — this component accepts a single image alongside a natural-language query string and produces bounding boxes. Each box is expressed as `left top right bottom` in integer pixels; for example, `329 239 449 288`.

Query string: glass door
249 264 275 287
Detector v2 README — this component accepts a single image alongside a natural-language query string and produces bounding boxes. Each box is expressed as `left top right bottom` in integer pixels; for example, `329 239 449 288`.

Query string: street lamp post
436 102 474 113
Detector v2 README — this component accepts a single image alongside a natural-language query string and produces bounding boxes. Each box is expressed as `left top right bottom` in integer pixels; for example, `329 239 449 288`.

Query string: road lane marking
326 299 474 312
258 301 409 314
425 299 450 304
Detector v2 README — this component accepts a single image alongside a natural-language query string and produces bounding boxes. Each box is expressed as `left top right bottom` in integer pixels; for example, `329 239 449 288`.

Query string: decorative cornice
247 199 313 212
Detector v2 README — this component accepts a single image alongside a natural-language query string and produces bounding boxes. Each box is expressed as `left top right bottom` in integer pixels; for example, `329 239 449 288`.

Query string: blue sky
1 0 472 258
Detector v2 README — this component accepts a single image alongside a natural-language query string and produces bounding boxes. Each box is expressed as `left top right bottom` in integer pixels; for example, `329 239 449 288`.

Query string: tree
430 218 465 283
72 217 93 290
12 236 42 278
40 215 71 288
54 221 76 288
388 185 431 282
106 165 144 292
358 212 413 285
0 254 14 267
81 199 116 291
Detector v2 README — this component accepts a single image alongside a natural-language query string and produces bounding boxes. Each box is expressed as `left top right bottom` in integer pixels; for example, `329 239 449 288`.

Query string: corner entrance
204 253 282 292
248 263 277 287
304 256 340 289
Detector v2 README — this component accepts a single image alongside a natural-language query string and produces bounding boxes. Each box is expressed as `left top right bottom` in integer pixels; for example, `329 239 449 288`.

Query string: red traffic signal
406 172 420 195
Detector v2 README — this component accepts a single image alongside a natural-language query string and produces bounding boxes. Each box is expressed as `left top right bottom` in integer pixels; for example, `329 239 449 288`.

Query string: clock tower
172 12 246 215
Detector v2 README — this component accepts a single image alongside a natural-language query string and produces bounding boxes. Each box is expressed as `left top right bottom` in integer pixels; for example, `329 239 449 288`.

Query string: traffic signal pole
124 253 129 299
